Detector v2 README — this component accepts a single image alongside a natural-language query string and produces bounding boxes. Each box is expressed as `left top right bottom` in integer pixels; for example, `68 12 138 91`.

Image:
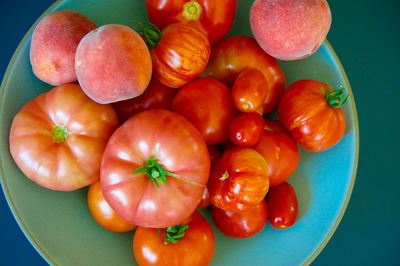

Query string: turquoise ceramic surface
0 0 358 265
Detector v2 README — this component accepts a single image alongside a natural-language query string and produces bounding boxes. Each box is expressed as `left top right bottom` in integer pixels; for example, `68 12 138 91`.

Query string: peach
75 24 152 104
250 0 331 61
30 10 97 85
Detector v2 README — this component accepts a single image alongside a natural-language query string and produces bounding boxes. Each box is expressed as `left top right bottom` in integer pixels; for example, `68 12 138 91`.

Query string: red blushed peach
30 10 97 85
250 0 331 61
75 24 152 104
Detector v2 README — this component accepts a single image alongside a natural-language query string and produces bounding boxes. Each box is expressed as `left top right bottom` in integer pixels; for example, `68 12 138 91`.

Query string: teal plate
0 0 359 265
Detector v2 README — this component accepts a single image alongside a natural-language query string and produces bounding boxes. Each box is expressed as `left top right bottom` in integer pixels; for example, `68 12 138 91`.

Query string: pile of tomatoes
9 0 348 265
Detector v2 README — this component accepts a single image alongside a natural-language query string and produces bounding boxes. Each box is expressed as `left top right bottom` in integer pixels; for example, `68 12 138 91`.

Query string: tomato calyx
183 1 202 21
132 156 175 189
220 170 229 181
50 125 69 143
132 20 161 49
159 224 189 244
314 71 349 108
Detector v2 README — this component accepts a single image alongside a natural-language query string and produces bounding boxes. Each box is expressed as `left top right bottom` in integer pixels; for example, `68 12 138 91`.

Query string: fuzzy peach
75 24 152 104
30 10 97 85
250 0 331 61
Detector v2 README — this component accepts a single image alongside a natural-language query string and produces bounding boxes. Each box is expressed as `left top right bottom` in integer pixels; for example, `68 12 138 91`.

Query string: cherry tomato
252 118 299 187
229 113 264 147
133 211 215 266
232 69 269 113
212 200 268 238
171 78 237 145
112 77 178 123
266 181 298 229
146 0 237 46
87 181 136 232
202 35 285 115
208 148 269 213
101 109 210 228
278 79 347 151
9 83 118 191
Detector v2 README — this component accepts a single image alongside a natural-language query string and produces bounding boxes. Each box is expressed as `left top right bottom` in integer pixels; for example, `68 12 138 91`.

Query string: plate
0 0 358 265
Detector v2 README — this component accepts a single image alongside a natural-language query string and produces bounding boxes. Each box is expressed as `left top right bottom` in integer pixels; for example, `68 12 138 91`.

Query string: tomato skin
208 145 222 168
112 78 178 123
232 69 269 113
100 109 210 228
171 78 237 145
203 35 285 115
208 148 269 213
278 79 346 151
133 211 215 266
252 118 299 187
229 113 264 147
9 83 118 191
146 0 237 46
266 182 298 229
87 181 136 232
151 23 210 88
212 200 268 238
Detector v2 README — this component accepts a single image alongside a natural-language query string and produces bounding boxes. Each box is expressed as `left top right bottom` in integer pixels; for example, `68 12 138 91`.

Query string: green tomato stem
50 125 69 143
131 20 161 49
314 71 349 109
164 224 189 244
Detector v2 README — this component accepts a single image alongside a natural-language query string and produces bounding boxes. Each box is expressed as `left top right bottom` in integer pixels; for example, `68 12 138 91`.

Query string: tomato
232 69 268 113
100 109 210 228
278 79 347 151
208 148 269 213
133 211 215 266
87 181 136 232
112 77 178 123
202 35 285 115
146 0 237 46
9 83 118 191
266 181 298 229
171 78 237 145
211 200 268 238
208 145 222 168
229 113 264 147
252 118 299 187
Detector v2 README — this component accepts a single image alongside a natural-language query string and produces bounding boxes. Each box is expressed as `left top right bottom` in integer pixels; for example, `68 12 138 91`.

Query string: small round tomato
112 78 178 123
202 35 285 115
278 79 347 151
87 181 136 232
208 148 269 213
229 113 264 147
266 181 298 229
146 0 237 46
212 200 268 238
232 69 269 113
252 118 299 187
171 78 237 145
133 211 215 266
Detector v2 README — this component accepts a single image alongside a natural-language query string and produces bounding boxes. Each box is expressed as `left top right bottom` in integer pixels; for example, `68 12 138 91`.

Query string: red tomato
197 186 211 209
171 78 237 145
212 200 268 238
208 148 269 213
278 79 347 151
100 109 210 228
133 211 215 266
202 35 285 115
208 145 222 168
232 69 269 113
252 118 299 187
9 84 118 191
229 113 264 147
87 181 136 232
148 23 210 88
266 181 298 229
146 0 237 46
112 78 178 123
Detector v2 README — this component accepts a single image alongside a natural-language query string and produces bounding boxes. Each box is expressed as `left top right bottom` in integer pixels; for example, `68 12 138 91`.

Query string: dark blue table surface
1 0 400 265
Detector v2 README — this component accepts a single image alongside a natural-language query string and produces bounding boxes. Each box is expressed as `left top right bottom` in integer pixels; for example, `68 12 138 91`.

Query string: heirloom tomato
278 79 347 151
212 200 268 238
266 182 298 229
229 113 264 147
133 211 215 266
208 148 269 213
87 181 136 232
252 118 299 187
202 35 285 114
100 109 210 228
9 83 118 191
146 0 237 45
